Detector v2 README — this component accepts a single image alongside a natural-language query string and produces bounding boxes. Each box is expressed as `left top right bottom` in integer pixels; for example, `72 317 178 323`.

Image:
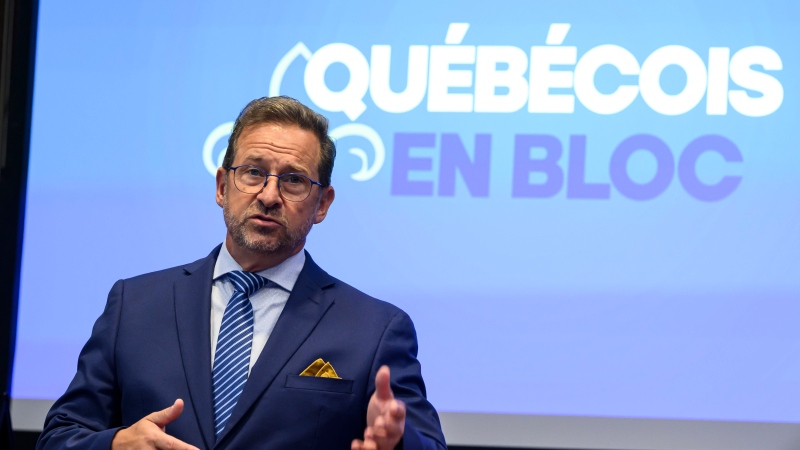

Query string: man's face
215 123 335 261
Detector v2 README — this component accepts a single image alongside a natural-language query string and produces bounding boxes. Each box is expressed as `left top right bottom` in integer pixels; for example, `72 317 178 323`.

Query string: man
38 96 446 450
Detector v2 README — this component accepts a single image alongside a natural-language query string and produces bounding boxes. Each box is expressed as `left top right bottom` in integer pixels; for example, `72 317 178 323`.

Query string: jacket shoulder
120 246 220 287
304 251 406 318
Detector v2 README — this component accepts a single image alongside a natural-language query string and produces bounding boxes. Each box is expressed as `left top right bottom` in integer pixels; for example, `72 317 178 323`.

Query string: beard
222 193 316 255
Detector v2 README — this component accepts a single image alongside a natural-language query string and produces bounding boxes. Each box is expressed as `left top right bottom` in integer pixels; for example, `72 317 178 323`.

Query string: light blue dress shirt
210 243 305 373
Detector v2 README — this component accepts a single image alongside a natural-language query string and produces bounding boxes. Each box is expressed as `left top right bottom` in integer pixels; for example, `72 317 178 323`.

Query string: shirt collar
213 242 306 292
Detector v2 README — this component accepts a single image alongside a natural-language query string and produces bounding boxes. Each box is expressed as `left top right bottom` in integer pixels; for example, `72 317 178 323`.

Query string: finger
373 416 387 438
361 428 378 450
389 399 406 420
374 366 393 401
374 417 403 448
376 400 406 447
147 399 184 428
154 433 199 450
351 439 364 450
361 438 378 450
382 404 405 433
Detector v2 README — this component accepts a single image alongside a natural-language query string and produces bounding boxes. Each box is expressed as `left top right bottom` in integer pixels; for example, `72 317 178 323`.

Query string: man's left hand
352 365 406 450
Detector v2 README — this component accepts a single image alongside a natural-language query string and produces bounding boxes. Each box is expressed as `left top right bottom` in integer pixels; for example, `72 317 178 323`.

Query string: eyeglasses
229 165 323 202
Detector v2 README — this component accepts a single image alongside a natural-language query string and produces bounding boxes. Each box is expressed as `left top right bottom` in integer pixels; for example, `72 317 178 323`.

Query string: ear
313 185 335 224
215 167 228 208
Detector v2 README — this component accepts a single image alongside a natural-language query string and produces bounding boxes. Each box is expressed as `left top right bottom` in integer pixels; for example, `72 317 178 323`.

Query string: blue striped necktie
213 270 267 440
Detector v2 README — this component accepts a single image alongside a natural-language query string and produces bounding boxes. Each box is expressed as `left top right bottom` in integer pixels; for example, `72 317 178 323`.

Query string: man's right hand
111 399 199 450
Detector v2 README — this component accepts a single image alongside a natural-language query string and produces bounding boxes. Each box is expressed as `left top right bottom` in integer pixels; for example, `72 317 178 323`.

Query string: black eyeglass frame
228 164 323 202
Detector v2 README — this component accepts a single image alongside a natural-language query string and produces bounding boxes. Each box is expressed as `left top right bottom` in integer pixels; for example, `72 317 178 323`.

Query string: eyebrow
241 157 308 175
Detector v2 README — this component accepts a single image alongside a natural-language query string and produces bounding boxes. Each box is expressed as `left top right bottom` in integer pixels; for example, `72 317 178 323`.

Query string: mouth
248 214 282 228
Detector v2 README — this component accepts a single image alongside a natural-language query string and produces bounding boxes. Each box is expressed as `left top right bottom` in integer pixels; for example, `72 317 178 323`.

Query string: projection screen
12 1 800 448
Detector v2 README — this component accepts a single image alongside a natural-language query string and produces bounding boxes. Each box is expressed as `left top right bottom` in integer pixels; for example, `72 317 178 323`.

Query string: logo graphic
202 22 783 201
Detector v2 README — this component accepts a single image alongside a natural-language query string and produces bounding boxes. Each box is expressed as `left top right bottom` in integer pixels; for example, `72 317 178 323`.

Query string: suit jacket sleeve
37 280 126 450
369 310 447 450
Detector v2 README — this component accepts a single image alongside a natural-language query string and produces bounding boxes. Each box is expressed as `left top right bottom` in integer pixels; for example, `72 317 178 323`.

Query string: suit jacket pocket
285 374 354 394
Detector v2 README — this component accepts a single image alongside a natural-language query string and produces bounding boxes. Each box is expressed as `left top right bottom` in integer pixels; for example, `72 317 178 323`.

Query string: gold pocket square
300 358 341 379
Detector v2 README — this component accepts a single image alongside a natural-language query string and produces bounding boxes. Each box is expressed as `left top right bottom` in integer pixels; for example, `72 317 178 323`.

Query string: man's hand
352 366 406 450
111 399 199 450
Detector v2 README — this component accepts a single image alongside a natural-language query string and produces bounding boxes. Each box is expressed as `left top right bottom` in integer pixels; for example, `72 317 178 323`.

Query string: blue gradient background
13 0 800 423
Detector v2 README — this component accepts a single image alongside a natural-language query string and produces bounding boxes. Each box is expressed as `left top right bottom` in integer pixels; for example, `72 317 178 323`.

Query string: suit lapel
216 252 336 444
174 246 220 450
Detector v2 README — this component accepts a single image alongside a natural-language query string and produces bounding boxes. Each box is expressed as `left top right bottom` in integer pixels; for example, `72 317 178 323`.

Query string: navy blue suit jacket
38 247 446 449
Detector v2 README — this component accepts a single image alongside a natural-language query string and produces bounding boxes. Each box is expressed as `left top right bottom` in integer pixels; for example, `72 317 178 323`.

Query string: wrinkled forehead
235 122 323 170
237 121 321 151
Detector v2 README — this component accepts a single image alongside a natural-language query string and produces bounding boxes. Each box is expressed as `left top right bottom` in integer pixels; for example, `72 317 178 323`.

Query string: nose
256 175 282 208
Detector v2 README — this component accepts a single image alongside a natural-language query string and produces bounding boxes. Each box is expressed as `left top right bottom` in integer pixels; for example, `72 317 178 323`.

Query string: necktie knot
227 270 268 297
